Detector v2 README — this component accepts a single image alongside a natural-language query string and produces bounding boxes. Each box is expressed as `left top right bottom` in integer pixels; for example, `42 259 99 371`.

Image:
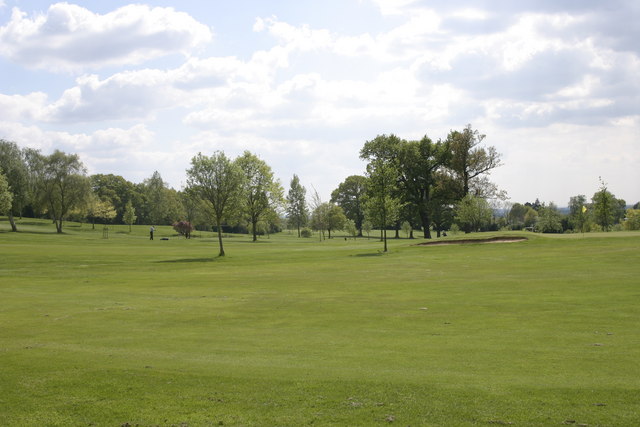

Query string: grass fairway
1 219 639 426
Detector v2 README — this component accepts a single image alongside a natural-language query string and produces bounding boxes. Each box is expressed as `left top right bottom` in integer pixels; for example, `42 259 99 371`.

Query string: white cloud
0 3 212 71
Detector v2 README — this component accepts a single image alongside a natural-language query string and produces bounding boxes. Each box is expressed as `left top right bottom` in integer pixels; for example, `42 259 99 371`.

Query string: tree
0 172 12 215
507 203 527 230
568 195 589 233
401 221 412 238
0 140 29 231
536 203 563 233
624 209 640 231
362 219 373 238
37 150 91 233
524 207 538 228
331 175 368 236
428 171 458 237
286 174 308 237
90 173 137 223
173 220 194 238
360 134 403 252
186 151 243 256
344 219 357 240
447 124 501 197
455 194 492 233
86 195 117 229
311 202 346 240
591 179 617 231
123 200 137 232
141 171 183 225
396 136 451 238
236 151 285 242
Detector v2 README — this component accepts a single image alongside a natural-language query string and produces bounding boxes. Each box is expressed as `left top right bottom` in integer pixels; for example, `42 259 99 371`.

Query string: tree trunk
216 219 225 256
55 218 63 233
8 212 18 232
383 228 388 252
420 211 432 239
252 219 258 242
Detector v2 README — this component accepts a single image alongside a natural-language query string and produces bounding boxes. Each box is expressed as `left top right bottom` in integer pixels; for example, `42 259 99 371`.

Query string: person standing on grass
150 226 155 240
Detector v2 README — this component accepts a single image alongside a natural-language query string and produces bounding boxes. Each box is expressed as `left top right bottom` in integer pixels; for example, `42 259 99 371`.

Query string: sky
0 0 638 206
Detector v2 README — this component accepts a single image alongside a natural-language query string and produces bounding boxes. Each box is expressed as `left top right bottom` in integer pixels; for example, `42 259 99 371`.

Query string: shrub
300 228 313 238
172 220 194 238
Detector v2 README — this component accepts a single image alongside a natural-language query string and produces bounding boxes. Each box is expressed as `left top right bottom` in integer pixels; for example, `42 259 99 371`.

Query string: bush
300 228 313 238
172 220 194 238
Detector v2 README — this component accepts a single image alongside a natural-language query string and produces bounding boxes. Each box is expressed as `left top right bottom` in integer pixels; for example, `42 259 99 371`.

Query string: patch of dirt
415 236 528 246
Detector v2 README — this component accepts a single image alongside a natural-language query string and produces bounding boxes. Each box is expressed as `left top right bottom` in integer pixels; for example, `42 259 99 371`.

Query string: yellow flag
582 205 587 213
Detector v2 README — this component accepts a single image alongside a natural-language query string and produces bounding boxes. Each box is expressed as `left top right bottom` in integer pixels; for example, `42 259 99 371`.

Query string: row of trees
505 182 639 233
0 140 285 245
3 129 638 257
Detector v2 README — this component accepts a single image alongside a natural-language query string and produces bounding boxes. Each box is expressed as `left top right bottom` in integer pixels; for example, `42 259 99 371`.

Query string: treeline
0 141 285 242
2 126 639 254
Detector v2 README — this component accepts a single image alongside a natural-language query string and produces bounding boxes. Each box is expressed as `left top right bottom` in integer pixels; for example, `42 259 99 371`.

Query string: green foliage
446 124 501 196
591 180 618 231
536 203 563 233
0 140 29 230
123 200 137 232
507 202 527 229
396 136 451 238
236 151 285 242
36 150 91 233
344 219 357 239
311 202 346 239
331 175 367 235
454 194 492 233
624 209 640 230
286 174 308 237
401 220 411 238
300 227 312 238
186 151 244 256
524 207 538 228
0 172 13 214
360 134 403 251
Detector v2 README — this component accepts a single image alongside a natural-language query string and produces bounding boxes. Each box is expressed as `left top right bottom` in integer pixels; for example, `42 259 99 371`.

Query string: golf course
1 219 639 426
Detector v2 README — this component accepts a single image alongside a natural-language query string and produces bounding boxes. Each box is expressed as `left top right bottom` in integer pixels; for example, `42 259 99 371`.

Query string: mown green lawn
1 219 639 426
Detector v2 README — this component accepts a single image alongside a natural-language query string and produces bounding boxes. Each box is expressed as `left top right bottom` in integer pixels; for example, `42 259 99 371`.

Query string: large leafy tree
455 194 492 233
536 203 563 233
236 151 284 242
38 150 91 233
0 140 29 231
311 202 346 239
141 171 184 225
360 134 402 252
90 174 137 223
568 195 589 232
286 174 308 237
447 124 501 197
429 171 459 237
186 152 243 256
331 175 368 236
591 180 619 231
123 200 137 232
0 173 12 215
396 135 451 239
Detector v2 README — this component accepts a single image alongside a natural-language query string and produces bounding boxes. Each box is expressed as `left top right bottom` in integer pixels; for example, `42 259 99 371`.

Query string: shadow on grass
0 229 63 235
157 257 218 263
353 252 385 257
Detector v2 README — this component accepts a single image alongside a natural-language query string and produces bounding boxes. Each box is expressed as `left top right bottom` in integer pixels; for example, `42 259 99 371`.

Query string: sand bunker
415 236 528 246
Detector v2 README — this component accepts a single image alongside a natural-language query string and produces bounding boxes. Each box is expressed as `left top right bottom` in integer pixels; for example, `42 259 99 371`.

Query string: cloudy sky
1 0 638 206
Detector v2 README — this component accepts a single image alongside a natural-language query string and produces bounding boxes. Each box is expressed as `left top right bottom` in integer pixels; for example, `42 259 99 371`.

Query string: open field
1 219 639 426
